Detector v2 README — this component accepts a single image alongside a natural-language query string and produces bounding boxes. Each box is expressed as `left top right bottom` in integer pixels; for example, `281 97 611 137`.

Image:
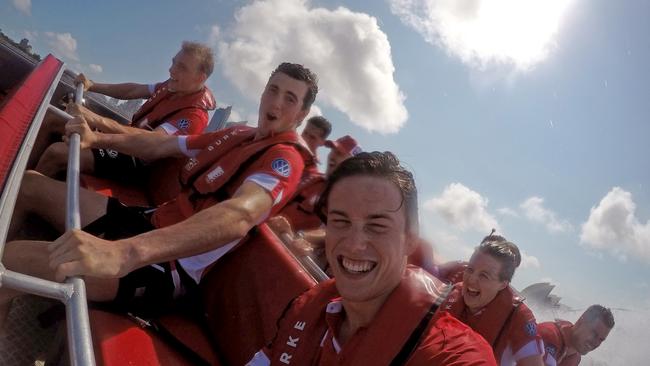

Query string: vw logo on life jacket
525 321 537 336
177 118 190 131
272 158 291 177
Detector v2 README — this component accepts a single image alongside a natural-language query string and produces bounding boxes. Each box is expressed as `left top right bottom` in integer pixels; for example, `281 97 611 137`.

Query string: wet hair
581 304 615 328
476 231 521 282
270 62 318 110
315 151 418 236
306 116 332 139
181 41 215 77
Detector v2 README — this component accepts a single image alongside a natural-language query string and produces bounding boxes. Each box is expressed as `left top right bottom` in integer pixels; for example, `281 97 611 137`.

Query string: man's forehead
268 72 308 92
330 177 404 213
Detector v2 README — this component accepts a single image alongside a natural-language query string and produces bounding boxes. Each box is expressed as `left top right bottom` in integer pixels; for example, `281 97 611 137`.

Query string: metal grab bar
279 233 329 283
64 83 96 366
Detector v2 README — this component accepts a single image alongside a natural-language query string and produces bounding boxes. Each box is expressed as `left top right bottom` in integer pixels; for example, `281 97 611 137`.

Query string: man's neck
339 292 391 345
170 84 204 98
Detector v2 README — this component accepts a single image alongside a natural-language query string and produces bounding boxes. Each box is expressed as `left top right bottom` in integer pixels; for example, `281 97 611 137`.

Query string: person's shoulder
411 312 497 365
262 143 307 169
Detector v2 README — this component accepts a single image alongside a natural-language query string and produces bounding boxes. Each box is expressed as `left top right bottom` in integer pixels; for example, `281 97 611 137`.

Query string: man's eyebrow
286 90 298 101
367 213 394 221
328 209 349 217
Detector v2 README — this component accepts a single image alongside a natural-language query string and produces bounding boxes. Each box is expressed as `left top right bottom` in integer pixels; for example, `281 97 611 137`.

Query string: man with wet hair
539 305 614 365
32 41 216 182
248 152 496 365
1 62 317 325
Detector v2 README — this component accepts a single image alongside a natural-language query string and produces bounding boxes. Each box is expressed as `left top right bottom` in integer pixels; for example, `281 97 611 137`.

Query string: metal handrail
279 232 329 283
64 83 96 366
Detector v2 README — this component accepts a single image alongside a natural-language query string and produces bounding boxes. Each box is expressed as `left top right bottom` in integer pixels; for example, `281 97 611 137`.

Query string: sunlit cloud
580 187 650 264
424 183 500 233
212 0 407 133
44 31 79 61
88 64 103 73
520 249 541 269
520 196 572 233
389 0 574 71
497 207 519 217
12 0 31 15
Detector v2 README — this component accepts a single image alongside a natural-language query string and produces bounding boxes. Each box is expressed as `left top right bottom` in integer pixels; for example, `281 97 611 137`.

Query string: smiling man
1 62 317 325
248 152 496 365
539 305 614 366
31 41 216 181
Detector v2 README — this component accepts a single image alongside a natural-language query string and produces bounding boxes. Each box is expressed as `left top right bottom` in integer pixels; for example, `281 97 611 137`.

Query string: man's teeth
341 257 375 273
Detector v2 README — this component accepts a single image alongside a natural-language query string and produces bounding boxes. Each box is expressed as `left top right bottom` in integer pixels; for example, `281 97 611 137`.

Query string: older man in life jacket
1 62 317 325
248 152 496 365
31 41 216 182
539 305 614 366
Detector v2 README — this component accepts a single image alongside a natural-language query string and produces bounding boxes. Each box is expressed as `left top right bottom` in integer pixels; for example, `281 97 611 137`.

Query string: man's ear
296 107 310 126
405 233 420 256
497 280 509 292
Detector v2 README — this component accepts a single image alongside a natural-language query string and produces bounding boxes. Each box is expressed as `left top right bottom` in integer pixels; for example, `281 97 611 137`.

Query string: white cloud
497 207 519 217
228 108 243 123
580 187 650 264
520 196 572 233
389 0 573 71
44 31 79 61
12 0 31 15
520 250 541 269
214 0 407 133
88 64 103 73
424 183 500 233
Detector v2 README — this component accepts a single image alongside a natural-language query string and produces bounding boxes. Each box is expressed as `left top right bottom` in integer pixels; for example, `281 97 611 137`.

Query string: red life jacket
440 283 523 354
539 320 578 365
152 126 311 228
131 80 216 129
280 172 326 231
266 267 450 366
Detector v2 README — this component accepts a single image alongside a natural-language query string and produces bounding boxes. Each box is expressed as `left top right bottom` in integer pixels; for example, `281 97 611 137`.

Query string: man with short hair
539 305 614 366
248 152 496 365
32 41 216 182
301 115 331 156
1 62 317 325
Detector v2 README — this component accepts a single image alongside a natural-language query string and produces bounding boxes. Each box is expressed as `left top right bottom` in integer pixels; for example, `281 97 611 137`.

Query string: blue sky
2 0 649 360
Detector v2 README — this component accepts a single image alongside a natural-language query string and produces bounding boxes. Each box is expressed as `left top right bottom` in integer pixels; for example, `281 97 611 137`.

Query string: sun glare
391 0 575 70
455 0 574 69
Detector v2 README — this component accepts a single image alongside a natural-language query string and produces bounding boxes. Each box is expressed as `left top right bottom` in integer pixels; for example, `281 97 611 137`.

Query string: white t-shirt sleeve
177 136 201 157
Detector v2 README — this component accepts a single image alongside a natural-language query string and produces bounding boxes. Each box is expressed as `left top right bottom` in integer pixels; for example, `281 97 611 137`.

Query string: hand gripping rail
279 233 329 282
0 55 96 365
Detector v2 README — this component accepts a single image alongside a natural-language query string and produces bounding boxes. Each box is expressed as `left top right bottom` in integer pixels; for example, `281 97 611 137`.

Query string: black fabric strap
390 302 440 366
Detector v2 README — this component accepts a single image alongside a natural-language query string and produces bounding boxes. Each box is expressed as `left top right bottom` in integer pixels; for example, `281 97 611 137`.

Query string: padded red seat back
201 224 317 365
0 54 62 190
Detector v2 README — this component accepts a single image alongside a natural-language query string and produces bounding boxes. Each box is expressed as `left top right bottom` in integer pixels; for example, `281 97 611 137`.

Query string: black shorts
83 198 197 316
92 148 147 184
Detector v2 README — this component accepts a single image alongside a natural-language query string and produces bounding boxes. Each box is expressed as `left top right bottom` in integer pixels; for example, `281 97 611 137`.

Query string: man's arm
76 73 151 100
65 115 183 161
67 103 163 135
48 181 273 281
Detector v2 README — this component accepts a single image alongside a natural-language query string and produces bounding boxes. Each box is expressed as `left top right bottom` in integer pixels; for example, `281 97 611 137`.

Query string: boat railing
278 232 329 282
0 54 96 365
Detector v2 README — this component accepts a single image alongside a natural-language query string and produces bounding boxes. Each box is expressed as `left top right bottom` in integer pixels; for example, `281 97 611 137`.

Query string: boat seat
90 224 317 365
80 157 184 207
